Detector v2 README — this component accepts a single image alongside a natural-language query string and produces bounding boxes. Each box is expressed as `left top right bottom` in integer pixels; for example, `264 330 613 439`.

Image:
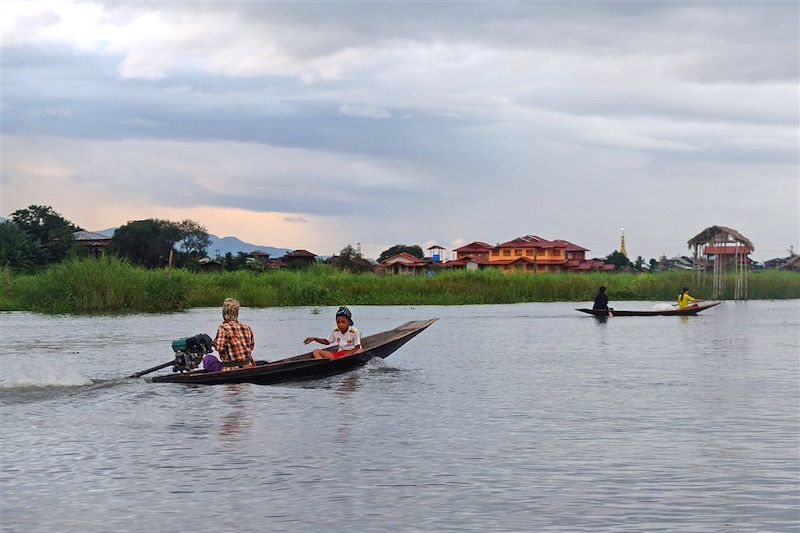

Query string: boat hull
576 302 720 317
151 319 437 385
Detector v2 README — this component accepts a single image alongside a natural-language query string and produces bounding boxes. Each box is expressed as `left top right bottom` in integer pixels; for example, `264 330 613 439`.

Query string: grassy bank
1 256 798 314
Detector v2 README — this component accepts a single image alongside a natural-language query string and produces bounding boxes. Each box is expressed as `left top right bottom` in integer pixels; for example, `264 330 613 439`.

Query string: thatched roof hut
687 225 753 300
687 225 754 251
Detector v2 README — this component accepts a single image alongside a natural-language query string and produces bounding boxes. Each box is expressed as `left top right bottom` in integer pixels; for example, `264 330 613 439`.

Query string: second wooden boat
576 302 721 317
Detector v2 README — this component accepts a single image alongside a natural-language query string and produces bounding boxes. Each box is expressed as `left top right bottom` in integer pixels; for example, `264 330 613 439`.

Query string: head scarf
222 298 241 322
335 306 353 325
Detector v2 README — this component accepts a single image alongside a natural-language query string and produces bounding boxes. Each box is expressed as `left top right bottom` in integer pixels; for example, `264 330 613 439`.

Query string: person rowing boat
676 287 703 309
592 286 614 317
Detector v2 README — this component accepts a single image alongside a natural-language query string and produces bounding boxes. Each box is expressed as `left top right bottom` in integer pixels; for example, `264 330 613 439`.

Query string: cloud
338 104 391 119
1 134 439 215
1 1 797 260
5 2 797 84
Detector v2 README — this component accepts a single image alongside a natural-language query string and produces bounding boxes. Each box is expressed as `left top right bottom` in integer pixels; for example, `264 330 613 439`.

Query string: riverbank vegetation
1 256 798 314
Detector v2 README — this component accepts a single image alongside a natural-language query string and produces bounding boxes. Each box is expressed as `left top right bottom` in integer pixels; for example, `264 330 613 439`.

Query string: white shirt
327 326 361 351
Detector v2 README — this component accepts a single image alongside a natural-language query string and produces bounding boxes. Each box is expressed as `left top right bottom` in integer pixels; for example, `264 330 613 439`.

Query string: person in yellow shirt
677 287 702 309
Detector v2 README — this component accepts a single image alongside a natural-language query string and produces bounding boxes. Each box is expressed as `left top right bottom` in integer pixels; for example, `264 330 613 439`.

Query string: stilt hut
688 225 754 300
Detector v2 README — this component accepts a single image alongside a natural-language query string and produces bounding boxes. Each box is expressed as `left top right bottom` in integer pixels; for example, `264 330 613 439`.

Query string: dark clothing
593 293 609 310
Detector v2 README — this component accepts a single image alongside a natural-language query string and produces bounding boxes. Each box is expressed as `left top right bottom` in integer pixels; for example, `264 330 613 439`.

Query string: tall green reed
1 260 797 314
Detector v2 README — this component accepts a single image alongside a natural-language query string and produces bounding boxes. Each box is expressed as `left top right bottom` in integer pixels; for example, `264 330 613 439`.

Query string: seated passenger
303 306 364 360
213 298 255 370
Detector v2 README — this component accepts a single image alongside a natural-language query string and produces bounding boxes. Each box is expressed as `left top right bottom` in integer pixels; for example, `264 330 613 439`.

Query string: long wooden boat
151 319 437 385
576 302 721 317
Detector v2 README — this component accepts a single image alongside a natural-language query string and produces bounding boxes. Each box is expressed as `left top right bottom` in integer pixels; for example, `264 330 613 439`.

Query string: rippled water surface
1 301 798 532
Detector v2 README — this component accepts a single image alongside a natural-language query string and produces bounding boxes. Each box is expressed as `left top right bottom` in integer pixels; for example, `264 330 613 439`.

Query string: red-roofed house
453 242 493 262
552 240 589 261
284 249 317 268
573 259 615 272
485 234 610 273
490 235 568 272
379 252 430 276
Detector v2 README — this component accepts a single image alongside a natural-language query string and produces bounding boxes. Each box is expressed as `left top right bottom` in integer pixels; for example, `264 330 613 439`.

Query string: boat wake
0 354 93 389
365 357 404 372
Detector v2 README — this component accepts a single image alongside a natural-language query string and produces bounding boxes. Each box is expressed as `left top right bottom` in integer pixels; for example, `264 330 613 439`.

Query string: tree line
0 205 211 271
1 204 661 273
0 204 414 273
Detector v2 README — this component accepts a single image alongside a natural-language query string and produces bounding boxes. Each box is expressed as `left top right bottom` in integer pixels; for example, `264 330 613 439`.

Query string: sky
1 1 798 261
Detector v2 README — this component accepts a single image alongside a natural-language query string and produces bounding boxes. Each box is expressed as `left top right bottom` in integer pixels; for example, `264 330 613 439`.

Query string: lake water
1 301 798 532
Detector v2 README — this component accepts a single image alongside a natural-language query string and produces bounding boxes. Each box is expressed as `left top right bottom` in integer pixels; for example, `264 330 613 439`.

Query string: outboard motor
171 334 213 372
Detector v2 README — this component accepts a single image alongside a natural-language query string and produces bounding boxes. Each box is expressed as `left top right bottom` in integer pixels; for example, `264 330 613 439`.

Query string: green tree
335 244 373 273
0 221 38 270
378 244 424 263
10 205 79 265
110 219 182 268
177 219 211 256
222 252 249 271
337 245 359 269
649 258 658 272
633 255 645 272
604 250 631 270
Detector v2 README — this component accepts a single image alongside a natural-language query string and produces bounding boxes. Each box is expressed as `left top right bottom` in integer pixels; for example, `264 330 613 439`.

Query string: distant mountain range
205 235 291 258
96 227 291 258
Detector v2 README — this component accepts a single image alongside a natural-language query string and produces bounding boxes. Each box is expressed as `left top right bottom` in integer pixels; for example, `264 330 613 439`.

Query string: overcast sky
1 1 798 261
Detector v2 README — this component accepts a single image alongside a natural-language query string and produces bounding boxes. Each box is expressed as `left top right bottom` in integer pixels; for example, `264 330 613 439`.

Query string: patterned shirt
213 320 255 363
326 326 361 351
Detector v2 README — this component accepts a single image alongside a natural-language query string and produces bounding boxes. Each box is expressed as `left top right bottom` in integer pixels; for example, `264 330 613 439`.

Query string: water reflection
333 375 362 444
219 384 250 440
335 375 362 397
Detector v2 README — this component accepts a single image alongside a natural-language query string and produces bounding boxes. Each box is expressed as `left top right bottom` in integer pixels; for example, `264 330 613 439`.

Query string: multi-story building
488 235 598 272
448 235 607 273
384 235 609 275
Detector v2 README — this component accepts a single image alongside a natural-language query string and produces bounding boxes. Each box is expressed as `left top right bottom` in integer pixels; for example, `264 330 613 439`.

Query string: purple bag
202 354 224 373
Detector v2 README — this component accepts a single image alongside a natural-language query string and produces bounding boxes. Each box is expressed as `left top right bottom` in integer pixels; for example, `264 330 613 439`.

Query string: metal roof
73 230 111 241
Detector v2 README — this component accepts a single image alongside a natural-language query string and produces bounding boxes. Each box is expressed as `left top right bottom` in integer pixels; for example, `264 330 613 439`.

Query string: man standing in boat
213 298 255 370
592 286 613 316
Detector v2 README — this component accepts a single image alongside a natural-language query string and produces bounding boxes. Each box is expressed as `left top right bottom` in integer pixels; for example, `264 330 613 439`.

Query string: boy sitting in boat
211 298 255 370
304 306 364 360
